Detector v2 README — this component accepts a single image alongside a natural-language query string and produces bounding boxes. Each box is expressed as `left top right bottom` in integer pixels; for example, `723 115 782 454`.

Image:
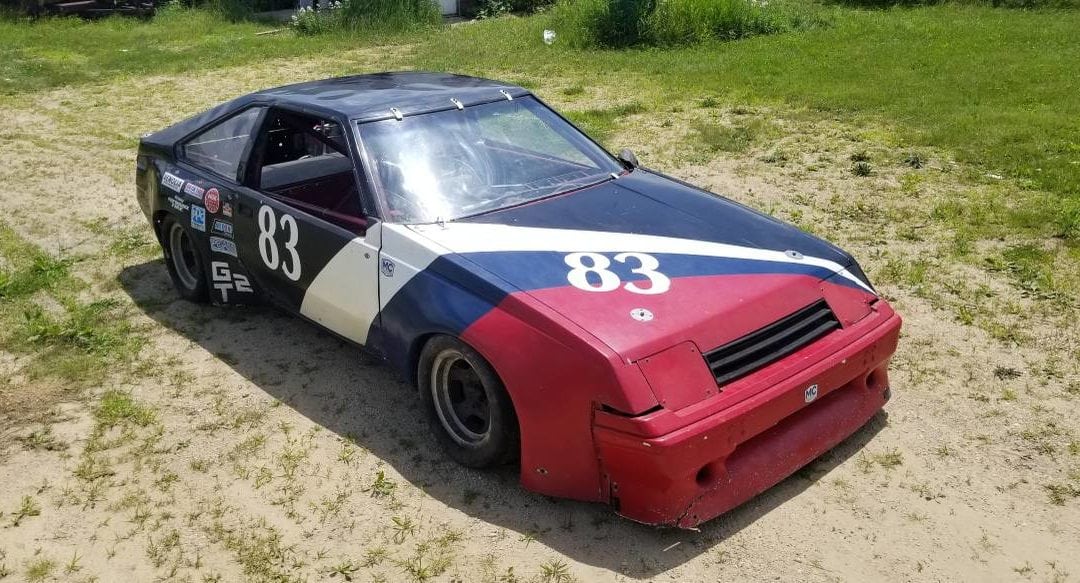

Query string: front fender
460 291 657 502
371 249 658 502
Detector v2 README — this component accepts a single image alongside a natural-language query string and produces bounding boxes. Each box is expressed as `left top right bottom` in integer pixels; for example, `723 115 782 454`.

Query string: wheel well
152 210 170 245
406 332 439 388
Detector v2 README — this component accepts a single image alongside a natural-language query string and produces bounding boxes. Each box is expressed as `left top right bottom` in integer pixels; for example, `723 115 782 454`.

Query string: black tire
418 335 520 468
160 214 209 303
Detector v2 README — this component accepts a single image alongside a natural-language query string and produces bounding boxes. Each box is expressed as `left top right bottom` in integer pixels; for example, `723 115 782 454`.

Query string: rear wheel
418 335 519 468
160 215 208 303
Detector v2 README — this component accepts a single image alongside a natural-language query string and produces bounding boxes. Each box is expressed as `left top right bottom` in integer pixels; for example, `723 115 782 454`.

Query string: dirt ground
1 53 1078 583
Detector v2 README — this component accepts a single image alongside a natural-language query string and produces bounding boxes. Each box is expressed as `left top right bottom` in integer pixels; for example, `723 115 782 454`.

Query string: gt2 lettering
564 252 671 295
257 205 301 281
211 261 252 302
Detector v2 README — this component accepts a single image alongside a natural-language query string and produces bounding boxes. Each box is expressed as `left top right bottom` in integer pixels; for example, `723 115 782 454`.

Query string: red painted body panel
461 292 656 501
523 273 845 362
637 342 718 410
461 270 900 526
595 305 900 527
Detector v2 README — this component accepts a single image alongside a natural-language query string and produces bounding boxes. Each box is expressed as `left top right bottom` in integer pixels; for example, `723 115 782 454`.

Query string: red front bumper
593 305 902 528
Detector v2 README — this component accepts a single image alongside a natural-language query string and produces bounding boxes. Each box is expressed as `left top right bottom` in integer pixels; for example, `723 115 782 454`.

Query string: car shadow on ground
119 259 887 578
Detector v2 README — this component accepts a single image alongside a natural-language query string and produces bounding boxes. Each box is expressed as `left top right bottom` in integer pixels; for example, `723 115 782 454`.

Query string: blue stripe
368 255 508 374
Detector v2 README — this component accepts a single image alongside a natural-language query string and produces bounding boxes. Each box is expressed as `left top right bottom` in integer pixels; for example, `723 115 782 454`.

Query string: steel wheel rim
431 350 490 446
168 223 199 291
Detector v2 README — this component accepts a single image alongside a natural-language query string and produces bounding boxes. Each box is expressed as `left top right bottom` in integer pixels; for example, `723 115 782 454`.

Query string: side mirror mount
617 148 639 170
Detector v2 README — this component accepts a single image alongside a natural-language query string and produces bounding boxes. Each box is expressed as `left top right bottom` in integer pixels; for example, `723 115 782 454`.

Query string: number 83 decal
564 252 670 295
258 205 301 281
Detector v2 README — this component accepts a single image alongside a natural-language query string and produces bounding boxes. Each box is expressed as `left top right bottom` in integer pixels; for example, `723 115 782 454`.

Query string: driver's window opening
358 96 622 224
256 110 366 232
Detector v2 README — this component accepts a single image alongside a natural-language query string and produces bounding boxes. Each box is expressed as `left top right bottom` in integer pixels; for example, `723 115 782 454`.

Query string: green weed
367 470 398 499
539 558 574 583
10 495 41 527
95 390 156 428
24 557 54 583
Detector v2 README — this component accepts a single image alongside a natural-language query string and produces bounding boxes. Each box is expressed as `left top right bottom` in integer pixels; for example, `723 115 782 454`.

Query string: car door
233 106 383 346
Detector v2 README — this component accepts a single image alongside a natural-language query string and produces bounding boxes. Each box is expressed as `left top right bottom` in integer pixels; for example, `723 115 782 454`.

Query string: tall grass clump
291 0 440 35
648 0 812 45
550 0 818 48
343 0 440 29
831 0 1079 7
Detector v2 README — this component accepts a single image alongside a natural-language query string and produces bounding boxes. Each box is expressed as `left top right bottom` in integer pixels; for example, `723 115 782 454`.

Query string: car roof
253 71 528 121
142 72 532 151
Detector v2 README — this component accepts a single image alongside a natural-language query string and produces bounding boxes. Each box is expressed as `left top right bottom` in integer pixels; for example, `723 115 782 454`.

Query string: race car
134 72 901 528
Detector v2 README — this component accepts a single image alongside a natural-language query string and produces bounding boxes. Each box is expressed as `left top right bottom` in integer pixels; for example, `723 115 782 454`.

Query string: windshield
357 96 623 223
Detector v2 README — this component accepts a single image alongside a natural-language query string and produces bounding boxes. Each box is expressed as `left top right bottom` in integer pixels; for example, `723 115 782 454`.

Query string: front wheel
418 335 519 468
160 214 208 303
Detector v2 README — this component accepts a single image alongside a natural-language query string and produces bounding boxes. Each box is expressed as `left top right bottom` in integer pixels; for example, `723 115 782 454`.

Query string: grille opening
704 299 840 388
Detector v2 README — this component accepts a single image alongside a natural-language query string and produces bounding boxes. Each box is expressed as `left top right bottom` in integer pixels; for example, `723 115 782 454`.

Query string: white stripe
300 223 383 344
379 224 448 309
406 223 873 292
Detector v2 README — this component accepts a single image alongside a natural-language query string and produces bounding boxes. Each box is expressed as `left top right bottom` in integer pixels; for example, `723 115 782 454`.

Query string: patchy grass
0 8 365 95
0 223 148 423
693 117 778 153
94 389 156 429
564 102 646 146
0 224 72 299
23 556 54 583
857 449 904 473
15 425 66 452
9 495 41 527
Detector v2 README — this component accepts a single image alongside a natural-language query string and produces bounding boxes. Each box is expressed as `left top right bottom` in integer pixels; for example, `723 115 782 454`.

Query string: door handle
238 202 254 217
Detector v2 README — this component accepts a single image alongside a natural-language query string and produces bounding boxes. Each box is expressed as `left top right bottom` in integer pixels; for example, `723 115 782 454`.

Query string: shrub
596 0 656 47
829 0 1079 8
291 0 346 34
648 0 790 45
550 0 818 48
340 0 441 30
511 0 556 10
290 0 440 34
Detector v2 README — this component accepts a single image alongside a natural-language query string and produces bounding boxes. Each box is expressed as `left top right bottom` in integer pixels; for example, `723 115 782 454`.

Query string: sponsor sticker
211 220 234 238
191 206 206 232
183 181 205 201
161 172 185 193
804 384 819 403
204 188 221 214
210 236 237 257
380 258 395 277
211 261 252 302
222 202 233 218
159 170 183 193
168 196 189 212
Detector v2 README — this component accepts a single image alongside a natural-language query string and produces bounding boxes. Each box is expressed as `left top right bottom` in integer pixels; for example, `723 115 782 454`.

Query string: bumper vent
704 299 840 387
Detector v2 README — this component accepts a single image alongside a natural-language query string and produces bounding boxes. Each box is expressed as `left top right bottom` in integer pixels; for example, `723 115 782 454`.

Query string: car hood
406 170 874 362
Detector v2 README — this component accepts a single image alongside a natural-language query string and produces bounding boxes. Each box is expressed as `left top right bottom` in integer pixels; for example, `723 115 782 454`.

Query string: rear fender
141 155 260 307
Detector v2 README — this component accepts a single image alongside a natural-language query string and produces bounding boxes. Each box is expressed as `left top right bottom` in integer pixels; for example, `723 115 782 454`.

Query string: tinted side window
182 108 262 181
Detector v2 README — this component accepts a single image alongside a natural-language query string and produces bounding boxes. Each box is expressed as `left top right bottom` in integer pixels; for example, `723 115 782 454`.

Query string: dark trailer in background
9 0 153 17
